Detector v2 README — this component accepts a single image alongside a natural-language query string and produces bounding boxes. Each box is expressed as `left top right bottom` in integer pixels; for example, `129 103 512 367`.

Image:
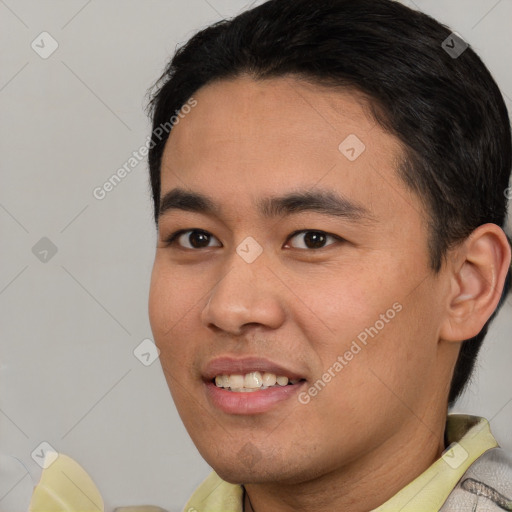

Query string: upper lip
203 356 306 381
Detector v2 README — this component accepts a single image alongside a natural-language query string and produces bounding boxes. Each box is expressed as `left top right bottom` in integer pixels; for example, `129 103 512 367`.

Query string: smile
214 371 302 392
203 356 307 414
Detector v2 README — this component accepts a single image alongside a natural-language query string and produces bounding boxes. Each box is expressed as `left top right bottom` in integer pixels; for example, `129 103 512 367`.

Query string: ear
440 223 511 342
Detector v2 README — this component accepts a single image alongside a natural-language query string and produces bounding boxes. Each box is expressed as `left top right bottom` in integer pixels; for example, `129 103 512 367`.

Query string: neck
242 412 446 512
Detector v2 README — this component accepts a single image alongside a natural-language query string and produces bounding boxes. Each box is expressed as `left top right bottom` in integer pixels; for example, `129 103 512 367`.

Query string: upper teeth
215 371 299 391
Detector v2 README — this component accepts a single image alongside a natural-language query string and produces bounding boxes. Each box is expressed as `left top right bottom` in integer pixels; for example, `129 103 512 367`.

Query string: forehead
164 75 386 161
159 75 421 226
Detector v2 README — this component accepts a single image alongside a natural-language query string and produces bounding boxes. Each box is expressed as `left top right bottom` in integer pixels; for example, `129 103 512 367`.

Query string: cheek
347 289 440 407
298 267 394 344
149 265 188 380
148 260 206 380
300 265 435 398
148 259 197 338
148 268 171 341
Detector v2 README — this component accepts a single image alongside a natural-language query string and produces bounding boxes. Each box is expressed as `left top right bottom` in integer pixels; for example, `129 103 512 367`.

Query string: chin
207 451 320 486
198 447 280 483
213 464 283 485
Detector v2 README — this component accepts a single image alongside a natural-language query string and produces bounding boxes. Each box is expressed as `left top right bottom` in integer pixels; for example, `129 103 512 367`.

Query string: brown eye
166 229 222 249
287 230 340 250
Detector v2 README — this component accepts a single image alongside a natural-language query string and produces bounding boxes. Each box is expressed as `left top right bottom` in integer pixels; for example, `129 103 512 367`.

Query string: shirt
183 414 499 512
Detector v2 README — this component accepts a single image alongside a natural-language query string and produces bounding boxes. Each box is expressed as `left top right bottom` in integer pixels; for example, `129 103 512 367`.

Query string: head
147 0 511 486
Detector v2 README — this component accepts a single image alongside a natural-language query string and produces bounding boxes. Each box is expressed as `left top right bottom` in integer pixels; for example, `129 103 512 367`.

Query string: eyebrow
158 187 375 223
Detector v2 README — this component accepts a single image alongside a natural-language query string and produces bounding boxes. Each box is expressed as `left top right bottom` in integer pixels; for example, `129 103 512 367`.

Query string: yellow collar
184 414 498 512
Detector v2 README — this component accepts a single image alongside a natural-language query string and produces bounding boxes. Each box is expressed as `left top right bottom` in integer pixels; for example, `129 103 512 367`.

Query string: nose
200 251 286 335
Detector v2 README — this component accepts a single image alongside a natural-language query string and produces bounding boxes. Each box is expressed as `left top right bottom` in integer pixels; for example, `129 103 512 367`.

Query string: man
146 0 512 510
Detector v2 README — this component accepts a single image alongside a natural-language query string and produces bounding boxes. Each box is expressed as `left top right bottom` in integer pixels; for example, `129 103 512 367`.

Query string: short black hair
146 0 512 405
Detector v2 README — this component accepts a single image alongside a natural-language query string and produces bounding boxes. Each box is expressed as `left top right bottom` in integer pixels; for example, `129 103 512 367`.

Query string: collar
184 414 498 512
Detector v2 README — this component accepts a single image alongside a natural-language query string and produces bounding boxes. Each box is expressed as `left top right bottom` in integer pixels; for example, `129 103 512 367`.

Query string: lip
205 380 306 414
203 356 307 415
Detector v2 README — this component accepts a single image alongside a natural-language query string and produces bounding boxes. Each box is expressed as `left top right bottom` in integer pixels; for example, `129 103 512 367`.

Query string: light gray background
0 1 511 511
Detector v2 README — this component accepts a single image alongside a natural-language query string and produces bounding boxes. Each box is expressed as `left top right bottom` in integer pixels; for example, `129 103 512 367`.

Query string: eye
164 229 222 249
163 229 342 251
286 230 341 250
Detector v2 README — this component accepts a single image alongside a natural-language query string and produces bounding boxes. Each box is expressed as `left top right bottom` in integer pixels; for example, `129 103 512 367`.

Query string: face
149 75 454 485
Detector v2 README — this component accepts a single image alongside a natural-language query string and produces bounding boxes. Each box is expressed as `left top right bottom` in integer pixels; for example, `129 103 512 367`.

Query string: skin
148 74 511 512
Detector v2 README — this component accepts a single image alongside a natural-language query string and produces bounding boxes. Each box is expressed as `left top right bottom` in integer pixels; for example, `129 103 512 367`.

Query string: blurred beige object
26 451 169 512
28 452 104 512
114 508 168 512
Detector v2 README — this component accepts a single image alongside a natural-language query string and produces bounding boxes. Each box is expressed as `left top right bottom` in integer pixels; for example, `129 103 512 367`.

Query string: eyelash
163 229 343 251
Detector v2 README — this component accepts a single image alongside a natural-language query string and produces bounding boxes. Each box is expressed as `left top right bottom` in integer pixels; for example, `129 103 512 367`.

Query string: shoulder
440 447 512 511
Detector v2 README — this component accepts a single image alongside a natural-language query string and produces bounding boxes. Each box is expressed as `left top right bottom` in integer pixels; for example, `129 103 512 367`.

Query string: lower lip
205 381 306 414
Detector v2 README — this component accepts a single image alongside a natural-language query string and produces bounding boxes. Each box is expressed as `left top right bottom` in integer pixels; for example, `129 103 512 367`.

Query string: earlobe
440 224 511 343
